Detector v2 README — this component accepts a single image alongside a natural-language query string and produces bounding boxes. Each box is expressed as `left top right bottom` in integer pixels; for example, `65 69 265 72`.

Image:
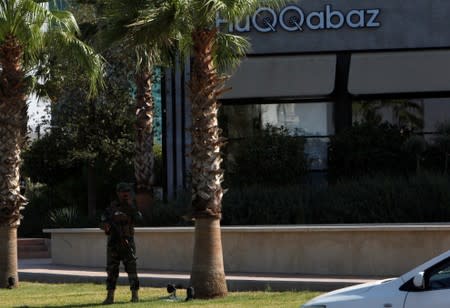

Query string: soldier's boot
131 290 139 303
103 290 115 305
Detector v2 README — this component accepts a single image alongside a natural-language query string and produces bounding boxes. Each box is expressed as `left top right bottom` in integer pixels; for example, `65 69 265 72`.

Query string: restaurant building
162 0 450 199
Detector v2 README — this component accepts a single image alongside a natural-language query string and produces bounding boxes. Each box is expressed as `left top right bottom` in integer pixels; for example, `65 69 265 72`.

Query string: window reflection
352 97 450 136
221 102 333 137
220 102 333 171
261 103 333 136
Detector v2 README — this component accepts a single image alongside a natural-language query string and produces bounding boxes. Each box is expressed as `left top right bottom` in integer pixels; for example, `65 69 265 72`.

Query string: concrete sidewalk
18 258 383 292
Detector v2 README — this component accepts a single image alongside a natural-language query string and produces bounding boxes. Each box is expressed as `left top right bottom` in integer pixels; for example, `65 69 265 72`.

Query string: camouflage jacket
100 200 142 245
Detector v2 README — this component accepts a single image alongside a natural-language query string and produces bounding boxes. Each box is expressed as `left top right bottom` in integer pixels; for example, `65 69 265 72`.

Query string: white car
302 249 450 308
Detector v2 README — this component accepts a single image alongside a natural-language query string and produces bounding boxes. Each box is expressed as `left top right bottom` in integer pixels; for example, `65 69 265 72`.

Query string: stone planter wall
45 224 450 276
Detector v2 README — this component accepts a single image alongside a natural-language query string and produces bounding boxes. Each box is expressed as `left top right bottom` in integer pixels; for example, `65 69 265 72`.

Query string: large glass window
220 102 333 172
352 99 424 131
260 103 333 136
352 97 450 136
221 102 333 137
423 98 450 134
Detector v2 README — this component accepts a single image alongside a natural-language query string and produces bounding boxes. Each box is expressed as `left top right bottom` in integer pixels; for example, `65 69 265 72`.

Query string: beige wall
45 224 450 277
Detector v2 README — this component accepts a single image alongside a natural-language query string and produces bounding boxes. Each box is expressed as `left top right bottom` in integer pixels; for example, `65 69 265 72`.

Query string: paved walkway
18 259 383 292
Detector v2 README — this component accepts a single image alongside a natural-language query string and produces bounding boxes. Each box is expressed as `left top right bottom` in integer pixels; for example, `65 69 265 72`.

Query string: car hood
303 278 397 306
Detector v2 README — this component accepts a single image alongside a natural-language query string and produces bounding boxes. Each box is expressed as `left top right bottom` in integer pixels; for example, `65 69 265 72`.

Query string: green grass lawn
0 282 321 308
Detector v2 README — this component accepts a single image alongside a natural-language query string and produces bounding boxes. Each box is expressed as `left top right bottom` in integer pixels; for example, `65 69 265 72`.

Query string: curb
18 259 381 292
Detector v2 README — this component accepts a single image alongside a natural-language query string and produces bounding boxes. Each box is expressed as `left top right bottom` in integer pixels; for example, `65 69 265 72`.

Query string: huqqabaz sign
216 4 381 33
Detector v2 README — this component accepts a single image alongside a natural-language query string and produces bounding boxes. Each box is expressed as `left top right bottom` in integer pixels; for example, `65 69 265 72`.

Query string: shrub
48 207 85 228
19 181 52 237
328 122 412 178
143 190 192 227
310 173 450 223
434 121 450 174
222 184 311 225
221 173 450 225
227 125 308 185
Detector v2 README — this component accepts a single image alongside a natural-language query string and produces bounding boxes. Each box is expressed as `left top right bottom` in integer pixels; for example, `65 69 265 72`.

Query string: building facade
162 0 450 199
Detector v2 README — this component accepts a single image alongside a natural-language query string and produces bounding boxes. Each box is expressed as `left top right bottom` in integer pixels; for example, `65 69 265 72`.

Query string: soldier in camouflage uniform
100 182 142 304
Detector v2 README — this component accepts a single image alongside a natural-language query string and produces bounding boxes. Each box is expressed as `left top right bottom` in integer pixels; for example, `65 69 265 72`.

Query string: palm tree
0 0 102 288
354 99 424 130
133 0 285 298
98 0 178 214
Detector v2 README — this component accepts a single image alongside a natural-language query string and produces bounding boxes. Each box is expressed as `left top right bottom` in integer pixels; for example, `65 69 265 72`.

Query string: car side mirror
413 272 425 289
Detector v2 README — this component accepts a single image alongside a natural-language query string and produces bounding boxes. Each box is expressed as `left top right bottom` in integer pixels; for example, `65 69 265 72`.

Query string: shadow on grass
13 298 160 308
14 304 104 308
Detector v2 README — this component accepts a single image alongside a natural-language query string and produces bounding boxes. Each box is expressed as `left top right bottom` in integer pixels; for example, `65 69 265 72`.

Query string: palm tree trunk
0 112 24 227
0 226 18 288
0 35 28 289
190 217 227 298
188 28 228 298
134 68 155 214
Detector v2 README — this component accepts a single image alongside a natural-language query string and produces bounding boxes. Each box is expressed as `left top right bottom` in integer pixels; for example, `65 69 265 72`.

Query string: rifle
103 208 137 260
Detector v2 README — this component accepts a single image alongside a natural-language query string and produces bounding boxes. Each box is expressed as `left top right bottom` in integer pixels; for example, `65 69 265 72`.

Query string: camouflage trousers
105 240 139 291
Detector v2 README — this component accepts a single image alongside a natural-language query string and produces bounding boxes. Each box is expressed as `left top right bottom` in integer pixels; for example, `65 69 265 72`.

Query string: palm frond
47 9 80 35
214 32 250 73
203 0 227 16
190 0 286 27
218 0 286 21
97 0 146 49
0 0 104 97
0 0 48 60
47 30 104 97
100 0 190 69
